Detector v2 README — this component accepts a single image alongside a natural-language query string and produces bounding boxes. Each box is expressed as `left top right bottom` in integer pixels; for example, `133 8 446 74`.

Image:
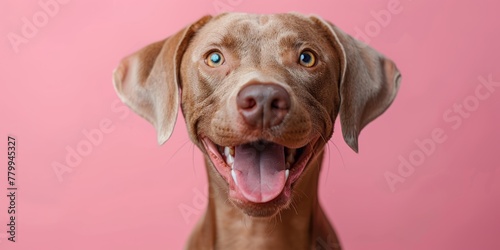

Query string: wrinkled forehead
191 13 325 53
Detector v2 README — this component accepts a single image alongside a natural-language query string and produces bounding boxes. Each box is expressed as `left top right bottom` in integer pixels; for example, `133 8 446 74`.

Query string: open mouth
201 137 317 204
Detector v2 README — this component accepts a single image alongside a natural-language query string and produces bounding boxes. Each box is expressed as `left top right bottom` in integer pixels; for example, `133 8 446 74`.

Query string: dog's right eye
205 51 225 67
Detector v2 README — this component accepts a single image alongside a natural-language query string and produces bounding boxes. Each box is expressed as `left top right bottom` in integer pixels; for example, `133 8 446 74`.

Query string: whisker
164 138 192 165
290 200 299 215
330 140 346 168
318 128 332 185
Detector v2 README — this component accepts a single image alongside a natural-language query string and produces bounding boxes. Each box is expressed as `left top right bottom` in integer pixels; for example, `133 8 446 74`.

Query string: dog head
114 13 401 217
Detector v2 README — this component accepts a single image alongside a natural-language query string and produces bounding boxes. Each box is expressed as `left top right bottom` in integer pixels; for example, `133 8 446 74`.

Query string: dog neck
186 152 338 249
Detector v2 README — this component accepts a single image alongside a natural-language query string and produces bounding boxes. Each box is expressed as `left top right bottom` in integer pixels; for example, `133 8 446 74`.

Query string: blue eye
211 53 221 63
299 50 316 67
206 51 225 67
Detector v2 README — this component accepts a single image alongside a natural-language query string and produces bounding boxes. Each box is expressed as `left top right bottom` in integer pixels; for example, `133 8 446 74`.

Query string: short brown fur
114 13 400 249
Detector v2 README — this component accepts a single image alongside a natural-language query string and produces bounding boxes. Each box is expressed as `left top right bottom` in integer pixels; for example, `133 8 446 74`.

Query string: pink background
1 0 500 249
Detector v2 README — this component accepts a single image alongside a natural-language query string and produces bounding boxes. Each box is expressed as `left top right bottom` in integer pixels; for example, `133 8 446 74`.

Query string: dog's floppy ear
113 16 211 145
311 16 401 153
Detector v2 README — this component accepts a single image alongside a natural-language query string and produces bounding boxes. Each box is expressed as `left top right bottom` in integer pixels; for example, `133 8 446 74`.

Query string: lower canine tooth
285 169 289 181
231 169 238 186
226 154 234 165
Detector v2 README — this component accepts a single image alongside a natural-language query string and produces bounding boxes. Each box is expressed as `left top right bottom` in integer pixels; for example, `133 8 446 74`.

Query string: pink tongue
233 142 286 203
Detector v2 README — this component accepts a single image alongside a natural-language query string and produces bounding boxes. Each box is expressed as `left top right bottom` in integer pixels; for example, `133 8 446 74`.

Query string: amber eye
205 51 225 67
299 50 316 67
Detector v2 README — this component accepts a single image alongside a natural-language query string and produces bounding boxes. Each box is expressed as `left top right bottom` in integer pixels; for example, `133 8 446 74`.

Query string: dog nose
237 84 290 128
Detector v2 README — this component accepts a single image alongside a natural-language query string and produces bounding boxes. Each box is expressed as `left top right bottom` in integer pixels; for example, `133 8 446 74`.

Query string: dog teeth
226 154 234 165
224 146 235 167
224 146 235 156
231 169 238 186
285 169 289 181
285 148 296 167
286 153 295 165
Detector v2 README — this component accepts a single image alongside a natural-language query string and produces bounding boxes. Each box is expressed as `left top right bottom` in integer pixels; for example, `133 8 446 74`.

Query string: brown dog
113 13 400 249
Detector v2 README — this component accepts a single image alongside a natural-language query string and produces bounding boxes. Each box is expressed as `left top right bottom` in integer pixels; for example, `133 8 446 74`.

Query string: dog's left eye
299 50 316 68
205 51 225 67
